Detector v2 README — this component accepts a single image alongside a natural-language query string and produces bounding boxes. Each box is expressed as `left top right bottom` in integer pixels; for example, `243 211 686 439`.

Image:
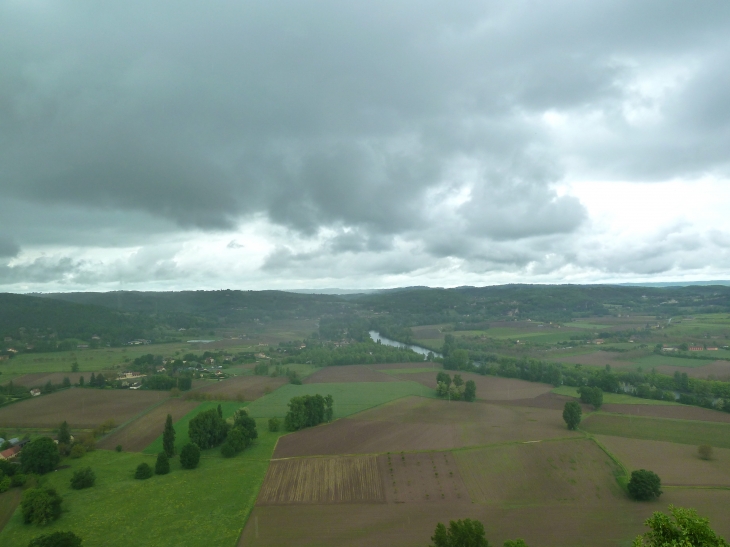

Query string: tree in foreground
188 409 229 449
162 414 176 457
155 452 170 475
431 518 490 547
180 443 201 469
22 488 63 525
632 505 729 547
57 421 71 445
70 467 95 490
21 437 61 475
28 531 82 547
562 401 582 430
134 463 153 480
464 380 477 402
628 469 662 501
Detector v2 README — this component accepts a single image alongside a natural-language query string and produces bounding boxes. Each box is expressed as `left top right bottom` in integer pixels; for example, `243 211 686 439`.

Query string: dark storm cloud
1 0 730 286
0 237 20 258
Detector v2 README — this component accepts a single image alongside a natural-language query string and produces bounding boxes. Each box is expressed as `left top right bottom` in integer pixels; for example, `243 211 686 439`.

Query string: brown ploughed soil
500 391 580 411
193 375 288 401
553 351 632 368
600 404 730 423
595 435 730 487
370 362 439 370
380 451 468 504
97 398 199 451
304 365 399 383
657 360 730 380
258 456 384 505
396 372 553 400
12 372 90 387
274 397 580 458
0 388 168 428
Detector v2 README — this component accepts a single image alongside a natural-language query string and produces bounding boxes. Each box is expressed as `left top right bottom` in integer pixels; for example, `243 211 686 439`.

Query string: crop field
399 371 554 401
97 398 200 451
245 382 435 420
657 360 730 379
455 439 624 506
194 375 289 401
381 451 468 503
581 413 730 448
258 456 384 505
594 435 730 487
143 400 245 454
274 397 581 458
303 365 399 383
598 403 730 423
11 371 88 387
635 354 723 369
554 351 633 368
551 386 678 406
0 388 168 428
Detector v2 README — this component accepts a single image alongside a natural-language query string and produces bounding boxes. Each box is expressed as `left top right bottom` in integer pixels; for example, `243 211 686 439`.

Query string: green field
0 425 284 547
567 322 612 330
244 381 435 419
551 386 678 406
144 401 247 455
634 354 725 369
582 413 730 449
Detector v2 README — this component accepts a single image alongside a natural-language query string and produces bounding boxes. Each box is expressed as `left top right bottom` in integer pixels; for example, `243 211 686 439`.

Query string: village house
30 388 41 396
689 346 704 351
0 445 21 460
119 371 145 379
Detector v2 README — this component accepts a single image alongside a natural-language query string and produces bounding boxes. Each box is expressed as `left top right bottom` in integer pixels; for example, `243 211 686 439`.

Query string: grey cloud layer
2 1 730 287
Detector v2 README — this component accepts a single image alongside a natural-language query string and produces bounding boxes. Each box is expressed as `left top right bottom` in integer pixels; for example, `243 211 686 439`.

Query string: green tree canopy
632 505 729 546
562 401 582 430
57 421 71 445
431 519 490 547
188 409 229 449
284 394 331 431
70 467 95 490
155 452 170 475
21 437 60 475
628 469 662 501
464 380 477 402
22 488 63 525
134 463 153 480
162 414 176 457
180 443 201 469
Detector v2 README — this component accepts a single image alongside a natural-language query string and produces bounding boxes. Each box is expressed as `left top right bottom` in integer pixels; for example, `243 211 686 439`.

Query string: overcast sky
2 1 730 292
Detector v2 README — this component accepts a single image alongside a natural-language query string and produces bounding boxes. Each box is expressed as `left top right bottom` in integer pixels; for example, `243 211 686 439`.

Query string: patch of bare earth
0 388 168 428
380 451 468 504
193 375 288 401
595 435 730 487
12 372 90 387
370 362 437 371
393 372 554 401
97 398 199 451
274 397 580 458
303 365 399 383
258 456 384 505
553 351 632 367
600 404 730 423
657 360 730 381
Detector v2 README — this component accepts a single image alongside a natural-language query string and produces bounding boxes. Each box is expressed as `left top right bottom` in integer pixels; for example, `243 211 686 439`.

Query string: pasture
0 388 168 428
551 386 678 405
303 365 399 383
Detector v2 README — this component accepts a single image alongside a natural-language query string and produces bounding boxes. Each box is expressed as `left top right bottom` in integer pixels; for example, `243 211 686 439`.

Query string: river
368 330 442 359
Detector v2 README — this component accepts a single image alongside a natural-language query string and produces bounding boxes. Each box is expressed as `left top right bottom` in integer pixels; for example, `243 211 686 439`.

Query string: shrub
268 417 280 432
134 463 153 480
628 469 663 501
220 442 236 458
70 467 95 490
22 488 62 525
11 473 27 487
180 443 201 469
28 531 83 547
69 445 86 459
115 445 123 453
464 380 477 402
21 437 60 475
0 476 10 493
155 452 170 475
698 444 713 460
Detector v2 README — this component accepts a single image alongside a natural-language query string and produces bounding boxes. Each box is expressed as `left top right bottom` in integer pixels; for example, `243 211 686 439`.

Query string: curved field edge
0 422 287 547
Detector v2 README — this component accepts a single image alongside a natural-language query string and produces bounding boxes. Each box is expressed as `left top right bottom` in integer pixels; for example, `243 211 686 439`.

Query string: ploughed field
194 375 289 401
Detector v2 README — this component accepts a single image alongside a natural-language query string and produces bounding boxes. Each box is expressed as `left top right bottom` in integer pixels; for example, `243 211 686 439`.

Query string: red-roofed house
0 445 21 460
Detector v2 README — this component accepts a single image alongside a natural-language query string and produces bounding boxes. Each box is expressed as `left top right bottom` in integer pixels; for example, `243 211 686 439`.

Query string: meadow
551 386 679 406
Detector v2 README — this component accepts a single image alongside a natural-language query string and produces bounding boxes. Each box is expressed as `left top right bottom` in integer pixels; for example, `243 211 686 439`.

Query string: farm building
689 346 704 351
0 445 21 460
30 388 41 396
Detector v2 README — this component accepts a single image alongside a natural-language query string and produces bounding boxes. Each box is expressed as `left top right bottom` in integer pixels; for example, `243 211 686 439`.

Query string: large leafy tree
162 414 176 457
180 443 200 469
628 469 662 501
284 394 331 431
21 437 60 475
70 467 95 490
21 488 63 525
431 519 490 547
57 421 71 445
632 505 729 546
188 409 229 449
464 380 477 402
562 401 582 430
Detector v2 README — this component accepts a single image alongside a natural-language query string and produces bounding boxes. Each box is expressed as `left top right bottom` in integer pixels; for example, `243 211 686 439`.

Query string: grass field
551 386 678 406
0 425 285 547
244 381 436 420
582 413 730 448
635 354 724 369
143 401 247 454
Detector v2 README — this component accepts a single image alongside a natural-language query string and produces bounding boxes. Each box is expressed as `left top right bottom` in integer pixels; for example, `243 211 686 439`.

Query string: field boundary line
586 410 730 426
582 432 630 491
96 395 177 445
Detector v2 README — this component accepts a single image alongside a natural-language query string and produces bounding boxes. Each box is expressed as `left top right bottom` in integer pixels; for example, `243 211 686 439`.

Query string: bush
22 488 62 525
69 444 86 459
11 473 27 487
220 442 236 458
0 476 10 493
28 531 83 547
698 444 713 460
134 463 153 480
628 469 663 501
115 445 123 453
70 467 95 490
21 437 60 475
268 417 280 432
155 452 170 475
180 443 200 469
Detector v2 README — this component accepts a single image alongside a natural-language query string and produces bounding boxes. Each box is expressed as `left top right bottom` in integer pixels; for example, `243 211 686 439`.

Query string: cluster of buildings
0 437 29 460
